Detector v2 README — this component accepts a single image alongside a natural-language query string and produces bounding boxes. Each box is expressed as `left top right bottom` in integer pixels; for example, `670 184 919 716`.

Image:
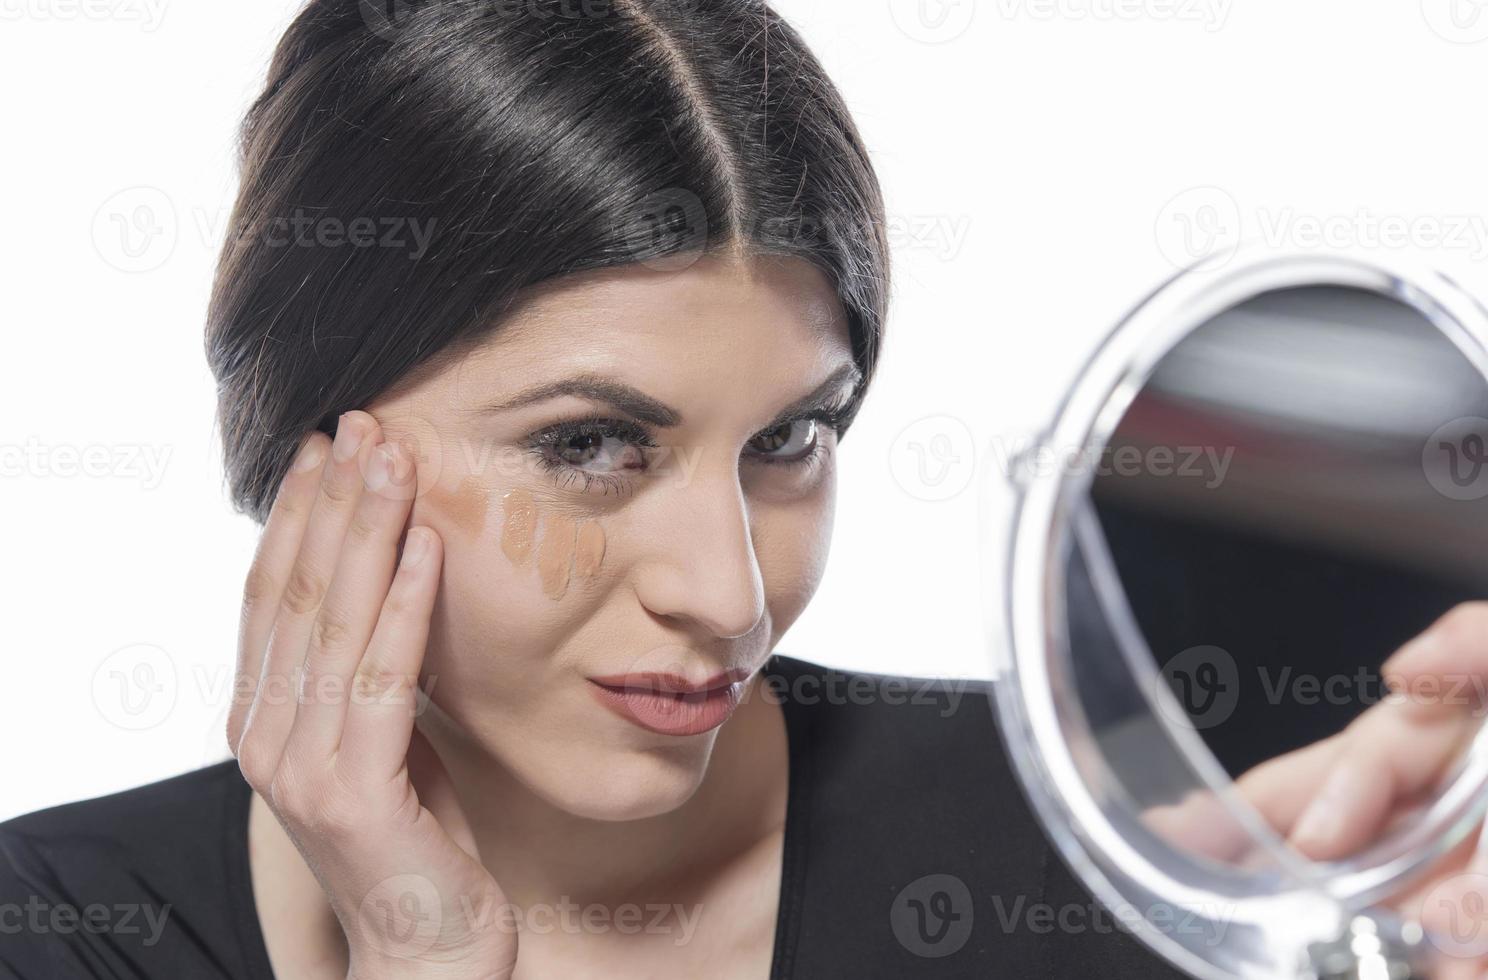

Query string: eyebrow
473 362 863 428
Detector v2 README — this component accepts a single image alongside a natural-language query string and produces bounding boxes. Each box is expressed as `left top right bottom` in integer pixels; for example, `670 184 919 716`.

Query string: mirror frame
983 246 1488 978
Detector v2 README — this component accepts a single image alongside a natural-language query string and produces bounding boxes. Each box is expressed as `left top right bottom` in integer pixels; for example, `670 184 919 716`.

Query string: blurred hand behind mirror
1076 282 1488 972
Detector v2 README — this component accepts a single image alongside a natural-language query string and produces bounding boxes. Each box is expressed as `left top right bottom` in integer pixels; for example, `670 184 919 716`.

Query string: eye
745 418 821 463
548 424 647 472
524 416 655 496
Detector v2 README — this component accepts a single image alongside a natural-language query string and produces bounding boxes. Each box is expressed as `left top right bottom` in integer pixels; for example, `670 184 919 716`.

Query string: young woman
3 2 1486 978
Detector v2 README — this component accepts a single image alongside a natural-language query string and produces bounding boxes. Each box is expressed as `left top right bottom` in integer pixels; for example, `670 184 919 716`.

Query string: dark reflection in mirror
1087 285 1488 779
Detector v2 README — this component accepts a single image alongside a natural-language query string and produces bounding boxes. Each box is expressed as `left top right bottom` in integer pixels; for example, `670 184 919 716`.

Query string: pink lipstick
587 668 752 736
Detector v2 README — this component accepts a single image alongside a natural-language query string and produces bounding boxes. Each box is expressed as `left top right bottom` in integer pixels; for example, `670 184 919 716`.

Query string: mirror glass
1062 285 1488 873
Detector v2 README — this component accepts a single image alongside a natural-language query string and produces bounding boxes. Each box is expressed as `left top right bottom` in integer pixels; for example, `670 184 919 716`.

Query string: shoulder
2 758 245 840
0 761 257 979
0 759 247 886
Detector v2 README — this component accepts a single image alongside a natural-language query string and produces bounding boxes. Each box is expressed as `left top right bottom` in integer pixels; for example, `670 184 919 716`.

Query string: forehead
501 250 846 348
430 251 854 403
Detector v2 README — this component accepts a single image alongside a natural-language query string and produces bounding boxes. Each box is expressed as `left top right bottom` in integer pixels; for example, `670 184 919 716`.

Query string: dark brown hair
206 0 891 523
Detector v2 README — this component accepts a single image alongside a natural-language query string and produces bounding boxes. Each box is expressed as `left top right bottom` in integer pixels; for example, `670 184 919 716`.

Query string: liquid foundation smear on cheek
443 477 491 537
500 489 538 566
537 513 577 599
498 487 606 599
573 521 606 579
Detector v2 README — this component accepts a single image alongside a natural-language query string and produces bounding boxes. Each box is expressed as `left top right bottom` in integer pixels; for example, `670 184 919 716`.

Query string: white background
4 0 1488 820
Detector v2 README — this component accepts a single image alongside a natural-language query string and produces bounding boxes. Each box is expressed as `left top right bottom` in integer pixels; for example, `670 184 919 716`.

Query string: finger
285 440 417 762
1383 603 1488 718
1282 607 1488 861
229 431 329 750
238 411 381 780
1143 733 1350 865
1231 731 1348 837
1143 790 1260 864
339 526 442 784
1289 698 1478 860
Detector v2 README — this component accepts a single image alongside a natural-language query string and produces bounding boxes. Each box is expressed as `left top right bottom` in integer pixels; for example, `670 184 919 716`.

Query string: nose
630 464 766 640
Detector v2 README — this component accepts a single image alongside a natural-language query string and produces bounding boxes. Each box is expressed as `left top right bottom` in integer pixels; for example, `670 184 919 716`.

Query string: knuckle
266 764 304 815
235 738 277 794
281 562 327 617
271 490 307 522
308 607 355 659
266 752 316 810
345 510 383 548
353 661 417 705
321 471 359 506
380 587 415 621
241 563 279 617
272 763 356 835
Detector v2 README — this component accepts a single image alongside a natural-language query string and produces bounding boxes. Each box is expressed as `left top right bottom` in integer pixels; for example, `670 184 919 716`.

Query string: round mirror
987 248 1488 979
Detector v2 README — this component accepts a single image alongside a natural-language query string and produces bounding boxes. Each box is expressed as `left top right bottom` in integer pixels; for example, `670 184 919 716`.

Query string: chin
521 734 721 823
418 667 730 822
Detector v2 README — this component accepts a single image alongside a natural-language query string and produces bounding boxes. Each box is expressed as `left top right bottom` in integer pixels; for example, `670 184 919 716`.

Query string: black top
0 654 1187 979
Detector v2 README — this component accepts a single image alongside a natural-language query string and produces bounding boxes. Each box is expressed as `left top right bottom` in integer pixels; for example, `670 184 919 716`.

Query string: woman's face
368 251 856 821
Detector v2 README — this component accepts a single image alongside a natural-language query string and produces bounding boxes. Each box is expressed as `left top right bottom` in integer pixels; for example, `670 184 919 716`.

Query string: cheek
414 481 612 667
757 475 838 628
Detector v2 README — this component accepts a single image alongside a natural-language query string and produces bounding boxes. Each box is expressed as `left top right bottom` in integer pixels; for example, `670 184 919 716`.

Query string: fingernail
366 444 394 492
333 414 365 462
387 440 416 486
292 436 325 473
401 528 430 568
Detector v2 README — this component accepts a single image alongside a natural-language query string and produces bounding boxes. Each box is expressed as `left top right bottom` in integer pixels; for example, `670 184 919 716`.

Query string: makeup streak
438 476 490 537
573 521 606 578
501 488 538 566
537 514 578 599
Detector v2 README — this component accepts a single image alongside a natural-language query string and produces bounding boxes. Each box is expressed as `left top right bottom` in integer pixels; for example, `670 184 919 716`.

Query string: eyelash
523 405 850 496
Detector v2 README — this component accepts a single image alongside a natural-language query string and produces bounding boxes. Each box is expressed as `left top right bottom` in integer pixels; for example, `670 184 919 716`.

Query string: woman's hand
228 410 516 980
1146 603 1488 977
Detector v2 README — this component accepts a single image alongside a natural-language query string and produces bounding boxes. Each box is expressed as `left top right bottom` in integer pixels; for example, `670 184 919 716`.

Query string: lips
588 668 753 736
